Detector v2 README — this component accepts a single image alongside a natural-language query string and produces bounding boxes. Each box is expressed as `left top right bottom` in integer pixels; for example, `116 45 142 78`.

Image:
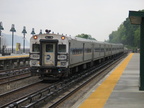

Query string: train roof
30 33 123 46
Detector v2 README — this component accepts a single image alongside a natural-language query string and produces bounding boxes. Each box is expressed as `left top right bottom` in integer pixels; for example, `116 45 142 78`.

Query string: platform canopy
129 11 144 25
129 10 144 90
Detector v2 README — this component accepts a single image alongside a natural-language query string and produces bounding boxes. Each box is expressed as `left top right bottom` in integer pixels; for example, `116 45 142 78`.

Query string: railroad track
2 53 127 108
0 67 30 73
0 80 53 107
0 67 30 77
0 73 31 86
0 68 31 86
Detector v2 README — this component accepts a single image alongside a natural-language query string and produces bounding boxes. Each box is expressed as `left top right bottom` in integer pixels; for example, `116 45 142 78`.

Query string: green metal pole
12 32 14 53
23 33 25 53
140 17 144 90
0 30 1 53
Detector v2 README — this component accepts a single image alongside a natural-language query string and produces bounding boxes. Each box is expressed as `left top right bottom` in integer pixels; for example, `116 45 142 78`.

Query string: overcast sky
0 0 143 41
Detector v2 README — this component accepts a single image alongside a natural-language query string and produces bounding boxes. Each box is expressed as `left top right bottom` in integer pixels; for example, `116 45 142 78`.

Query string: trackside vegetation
108 10 144 50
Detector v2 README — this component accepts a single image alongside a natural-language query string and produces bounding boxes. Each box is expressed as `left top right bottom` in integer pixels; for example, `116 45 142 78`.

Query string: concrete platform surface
76 53 143 108
104 53 144 108
0 53 28 57
0 54 29 59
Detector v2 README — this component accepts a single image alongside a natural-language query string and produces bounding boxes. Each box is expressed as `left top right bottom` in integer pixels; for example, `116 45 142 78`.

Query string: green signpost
129 11 144 90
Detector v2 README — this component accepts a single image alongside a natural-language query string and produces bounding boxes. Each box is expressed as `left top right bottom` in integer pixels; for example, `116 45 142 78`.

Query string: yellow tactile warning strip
79 53 134 108
0 55 29 59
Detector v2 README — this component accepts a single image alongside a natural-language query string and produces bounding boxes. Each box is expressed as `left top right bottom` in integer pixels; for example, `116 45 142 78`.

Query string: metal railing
0 48 30 55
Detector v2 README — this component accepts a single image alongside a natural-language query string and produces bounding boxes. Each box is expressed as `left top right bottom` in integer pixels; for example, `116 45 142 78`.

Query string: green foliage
108 18 140 48
76 33 96 40
108 9 144 48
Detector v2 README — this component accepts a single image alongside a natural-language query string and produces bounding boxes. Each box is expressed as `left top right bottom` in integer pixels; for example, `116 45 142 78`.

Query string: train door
92 43 94 60
83 43 85 61
42 43 55 66
99 44 101 57
40 40 58 66
69 42 71 64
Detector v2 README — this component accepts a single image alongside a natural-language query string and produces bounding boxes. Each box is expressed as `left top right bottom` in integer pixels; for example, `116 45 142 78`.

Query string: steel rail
0 66 30 73
0 67 30 78
0 80 44 108
1 81 61 108
0 68 31 85
0 74 31 86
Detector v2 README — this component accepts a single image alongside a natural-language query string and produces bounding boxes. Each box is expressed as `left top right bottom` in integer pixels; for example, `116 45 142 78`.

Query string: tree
108 17 140 48
108 10 144 49
76 33 96 40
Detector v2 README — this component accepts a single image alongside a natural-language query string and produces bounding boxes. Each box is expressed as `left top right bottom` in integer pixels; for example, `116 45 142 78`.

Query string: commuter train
29 31 124 80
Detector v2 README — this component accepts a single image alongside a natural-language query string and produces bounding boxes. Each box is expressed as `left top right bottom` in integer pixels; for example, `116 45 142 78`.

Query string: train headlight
61 36 65 40
58 55 67 60
33 35 38 40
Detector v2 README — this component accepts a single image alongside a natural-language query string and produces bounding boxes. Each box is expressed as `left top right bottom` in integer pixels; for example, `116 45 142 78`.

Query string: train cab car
30 32 70 79
29 30 124 80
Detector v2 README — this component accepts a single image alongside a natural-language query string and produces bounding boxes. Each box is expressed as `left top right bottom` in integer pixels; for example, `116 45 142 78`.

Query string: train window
58 44 66 52
32 44 40 52
46 44 53 52
85 48 91 53
71 48 83 55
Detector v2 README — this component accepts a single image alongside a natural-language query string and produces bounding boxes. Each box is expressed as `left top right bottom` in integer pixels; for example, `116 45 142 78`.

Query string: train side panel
69 40 83 67
93 43 100 60
84 41 93 62
104 43 112 58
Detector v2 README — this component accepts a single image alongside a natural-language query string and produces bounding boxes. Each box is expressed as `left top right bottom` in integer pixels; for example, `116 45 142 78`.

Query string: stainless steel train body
30 33 124 79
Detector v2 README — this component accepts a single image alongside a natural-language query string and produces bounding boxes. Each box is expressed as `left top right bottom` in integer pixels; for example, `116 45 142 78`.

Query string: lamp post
31 28 35 35
39 29 42 34
0 22 4 53
10 24 16 53
22 26 27 53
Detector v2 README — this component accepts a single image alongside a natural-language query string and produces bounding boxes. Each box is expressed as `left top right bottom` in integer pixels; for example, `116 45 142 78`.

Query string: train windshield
58 44 66 52
46 44 53 52
32 44 40 52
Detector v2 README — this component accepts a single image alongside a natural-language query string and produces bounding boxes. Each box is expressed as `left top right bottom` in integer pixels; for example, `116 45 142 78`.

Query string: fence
0 48 30 54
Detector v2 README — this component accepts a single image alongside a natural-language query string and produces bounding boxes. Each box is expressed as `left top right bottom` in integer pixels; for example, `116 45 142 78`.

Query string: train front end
30 32 69 80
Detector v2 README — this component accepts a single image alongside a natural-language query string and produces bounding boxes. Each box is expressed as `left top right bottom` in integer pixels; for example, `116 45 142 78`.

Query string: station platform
75 53 144 108
0 53 29 59
0 53 29 70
